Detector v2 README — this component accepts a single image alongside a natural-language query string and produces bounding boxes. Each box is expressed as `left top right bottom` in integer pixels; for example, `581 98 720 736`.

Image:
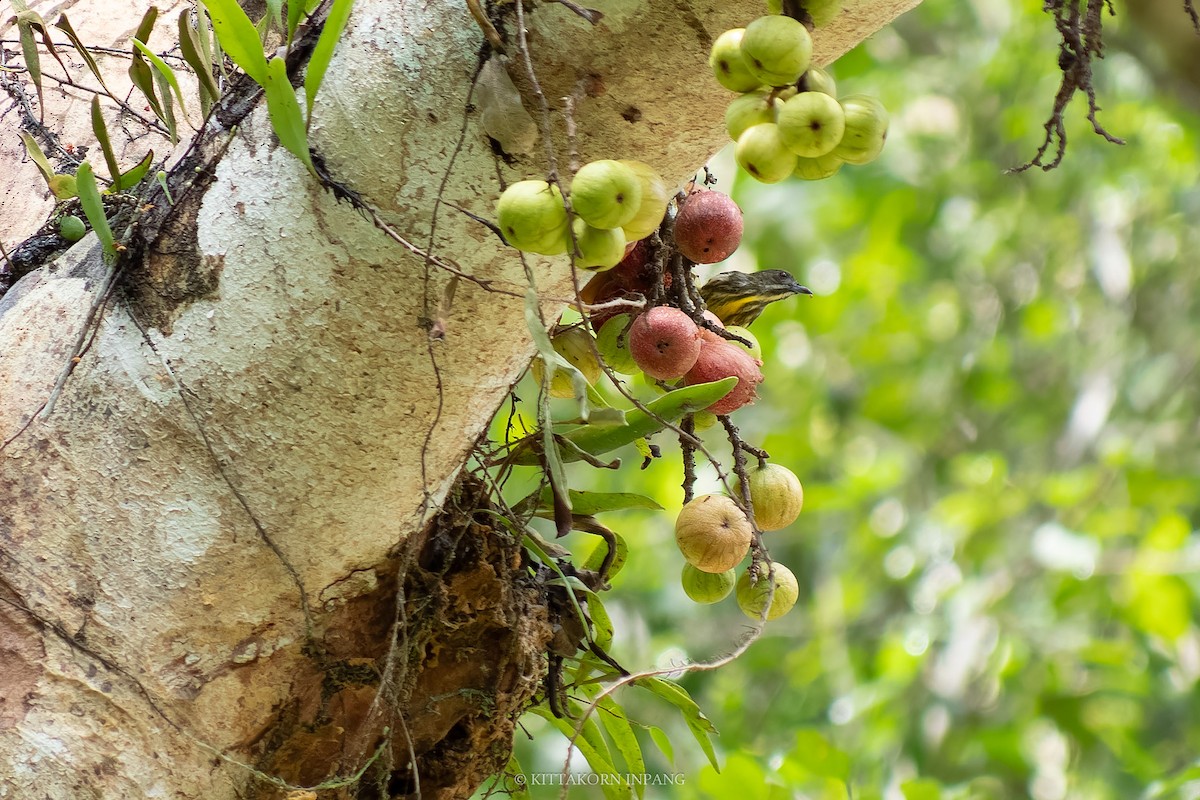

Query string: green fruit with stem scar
805 0 843 27
572 218 626 270
740 15 812 87
709 28 761 93
833 94 889 165
793 151 844 180
736 123 797 184
681 563 736 604
778 90 846 157
799 65 837 97
570 160 643 229
736 562 799 620
748 462 804 530
617 160 671 241
496 180 570 255
725 89 783 142
675 494 753 573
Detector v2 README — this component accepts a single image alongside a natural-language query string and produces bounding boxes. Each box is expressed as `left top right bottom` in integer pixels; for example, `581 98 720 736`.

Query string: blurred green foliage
482 1 1200 797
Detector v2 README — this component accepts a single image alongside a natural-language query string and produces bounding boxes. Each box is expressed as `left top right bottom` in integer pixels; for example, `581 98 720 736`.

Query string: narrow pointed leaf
54 15 110 93
201 0 269 83
152 68 178 143
528 703 631 800
18 132 54 183
178 10 221 105
648 726 675 766
262 56 314 173
75 162 115 259
91 96 122 185
533 489 663 516
133 39 193 130
304 0 355 121
510 378 737 466
597 697 645 797
133 6 158 43
265 0 283 33
15 16 43 119
286 0 305 43
113 150 154 192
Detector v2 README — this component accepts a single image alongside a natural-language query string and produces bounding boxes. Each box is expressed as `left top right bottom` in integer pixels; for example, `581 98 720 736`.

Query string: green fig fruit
572 218 626 270
570 160 643 230
709 28 762 93
496 180 570 255
735 123 797 184
748 462 804 530
595 314 639 374
725 89 783 142
617 159 671 242
681 563 736 604
777 90 846 157
833 94 889 165
792 151 844 180
740 15 812 87
805 0 843 27
58 215 86 242
799 65 837 97
736 562 799 620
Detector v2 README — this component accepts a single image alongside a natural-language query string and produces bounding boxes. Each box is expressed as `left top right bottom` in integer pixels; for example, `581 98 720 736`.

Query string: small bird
699 269 812 327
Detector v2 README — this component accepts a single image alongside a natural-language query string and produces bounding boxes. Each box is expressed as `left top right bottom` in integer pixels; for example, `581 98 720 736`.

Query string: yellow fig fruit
675 494 753 573
736 562 799 620
748 462 804 530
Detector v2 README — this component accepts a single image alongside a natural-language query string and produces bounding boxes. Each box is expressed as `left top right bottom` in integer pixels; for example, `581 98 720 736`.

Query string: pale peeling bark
0 1 920 797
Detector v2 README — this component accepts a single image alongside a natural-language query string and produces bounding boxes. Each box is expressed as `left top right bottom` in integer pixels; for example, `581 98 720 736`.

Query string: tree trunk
0 1 919 796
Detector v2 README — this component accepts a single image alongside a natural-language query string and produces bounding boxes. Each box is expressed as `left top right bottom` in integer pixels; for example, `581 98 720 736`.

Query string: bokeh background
481 0 1200 797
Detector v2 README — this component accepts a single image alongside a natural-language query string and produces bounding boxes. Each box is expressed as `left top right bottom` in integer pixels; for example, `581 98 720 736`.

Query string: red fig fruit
673 191 744 264
628 306 703 381
685 340 763 415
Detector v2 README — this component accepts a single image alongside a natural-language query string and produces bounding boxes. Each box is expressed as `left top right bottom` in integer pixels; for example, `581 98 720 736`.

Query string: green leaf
531 488 663 516
112 149 154 192
502 753 532 800
201 0 269 83
304 0 355 122
18 132 54 184
286 0 306 44
132 5 158 44
178 9 221 114
597 696 645 797
580 528 627 578
75 162 115 260
647 726 675 766
636 677 720 771
263 56 315 174
15 13 44 119
54 15 110 93
48 174 78 200
265 0 283 33
90 96 121 185
528 703 632 800
583 588 613 650
509 377 737 466
151 67 179 143
133 39 192 130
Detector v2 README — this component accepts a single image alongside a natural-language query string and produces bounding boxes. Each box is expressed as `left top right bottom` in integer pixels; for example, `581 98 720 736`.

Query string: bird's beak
790 279 813 296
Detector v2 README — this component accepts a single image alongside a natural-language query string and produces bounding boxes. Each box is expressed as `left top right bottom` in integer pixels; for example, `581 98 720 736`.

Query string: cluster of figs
711 12 889 182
